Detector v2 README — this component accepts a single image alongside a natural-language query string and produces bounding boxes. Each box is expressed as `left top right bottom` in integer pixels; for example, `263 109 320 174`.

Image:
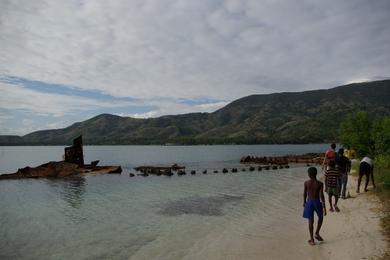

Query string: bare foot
315 234 324 242
308 239 316 246
330 208 334 212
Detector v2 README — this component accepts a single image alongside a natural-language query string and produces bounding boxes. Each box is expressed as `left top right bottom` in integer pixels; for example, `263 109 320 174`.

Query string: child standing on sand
303 167 327 246
322 143 337 170
335 148 351 199
325 160 340 212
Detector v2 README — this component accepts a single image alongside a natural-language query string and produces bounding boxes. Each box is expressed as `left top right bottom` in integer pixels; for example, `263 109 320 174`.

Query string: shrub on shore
340 111 390 189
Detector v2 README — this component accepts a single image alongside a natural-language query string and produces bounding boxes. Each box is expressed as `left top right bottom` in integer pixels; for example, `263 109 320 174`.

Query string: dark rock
222 168 228 173
178 170 186 176
191 170 196 175
202 170 207 174
129 173 135 177
258 166 262 171
240 155 251 163
249 166 255 171
232 168 238 173
213 170 218 173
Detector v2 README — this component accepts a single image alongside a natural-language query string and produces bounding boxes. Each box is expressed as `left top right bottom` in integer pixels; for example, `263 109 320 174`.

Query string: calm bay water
0 145 327 259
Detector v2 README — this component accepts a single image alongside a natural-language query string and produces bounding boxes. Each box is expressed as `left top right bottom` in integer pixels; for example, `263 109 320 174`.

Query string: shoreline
182 175 386 260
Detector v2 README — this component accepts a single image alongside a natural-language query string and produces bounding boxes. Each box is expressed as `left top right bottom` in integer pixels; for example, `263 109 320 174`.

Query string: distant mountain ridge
1 80 390 145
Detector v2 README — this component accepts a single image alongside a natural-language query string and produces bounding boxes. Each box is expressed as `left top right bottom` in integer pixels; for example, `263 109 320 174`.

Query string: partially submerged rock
0 161 122 180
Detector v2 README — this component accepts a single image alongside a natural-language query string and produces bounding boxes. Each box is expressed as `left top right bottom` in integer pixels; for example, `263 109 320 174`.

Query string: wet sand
183 176 386 260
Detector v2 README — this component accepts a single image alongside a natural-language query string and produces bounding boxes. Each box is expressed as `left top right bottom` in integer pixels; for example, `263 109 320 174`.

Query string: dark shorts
359 161 372 176
303 198 323 220
326 186 340 197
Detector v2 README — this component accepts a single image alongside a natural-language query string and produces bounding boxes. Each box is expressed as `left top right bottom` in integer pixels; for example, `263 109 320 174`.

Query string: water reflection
46 176 86 208
45 176 87 222
158 194 243 216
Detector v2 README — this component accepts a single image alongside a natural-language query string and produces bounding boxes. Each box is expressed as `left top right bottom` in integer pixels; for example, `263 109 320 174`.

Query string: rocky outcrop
0 161 122 180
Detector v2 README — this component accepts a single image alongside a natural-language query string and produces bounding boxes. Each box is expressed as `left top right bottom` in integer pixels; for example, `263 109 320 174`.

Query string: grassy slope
2 79 390 145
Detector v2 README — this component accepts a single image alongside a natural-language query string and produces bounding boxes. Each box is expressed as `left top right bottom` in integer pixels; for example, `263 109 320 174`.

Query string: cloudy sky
1 0 389 135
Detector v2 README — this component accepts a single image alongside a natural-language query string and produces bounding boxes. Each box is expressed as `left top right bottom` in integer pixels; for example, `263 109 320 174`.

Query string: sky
0 0 389 135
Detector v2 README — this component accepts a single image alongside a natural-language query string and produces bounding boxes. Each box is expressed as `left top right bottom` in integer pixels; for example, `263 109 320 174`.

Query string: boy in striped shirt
325 160 340 212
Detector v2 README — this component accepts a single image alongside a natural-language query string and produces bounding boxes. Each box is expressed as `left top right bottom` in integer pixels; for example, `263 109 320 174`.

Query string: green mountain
1 80 390 145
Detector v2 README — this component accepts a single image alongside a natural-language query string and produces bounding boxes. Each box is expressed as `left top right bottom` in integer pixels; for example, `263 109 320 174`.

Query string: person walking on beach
323 143 336 170
303 167 327 246
357 156 376 193
325 160 340 212
336 148 351 199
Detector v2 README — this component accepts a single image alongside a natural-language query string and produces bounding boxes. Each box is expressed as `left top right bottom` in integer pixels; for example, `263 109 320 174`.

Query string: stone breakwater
128 153 323 178
240 153 324 165
130 163 292 177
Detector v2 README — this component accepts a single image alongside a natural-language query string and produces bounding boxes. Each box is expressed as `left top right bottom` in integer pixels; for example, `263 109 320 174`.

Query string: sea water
0 144 327 259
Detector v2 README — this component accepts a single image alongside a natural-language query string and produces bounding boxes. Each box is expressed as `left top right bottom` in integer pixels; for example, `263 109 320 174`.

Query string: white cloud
344 78 373 84
22 118 34 126
0 0 389 135
46 120 69 129
0 0 388 101
116 100 228 119
194 101 228 110
117 111 159 119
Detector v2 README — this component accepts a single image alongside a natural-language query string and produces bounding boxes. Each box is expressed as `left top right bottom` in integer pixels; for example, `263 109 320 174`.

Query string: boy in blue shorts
303 167 327 245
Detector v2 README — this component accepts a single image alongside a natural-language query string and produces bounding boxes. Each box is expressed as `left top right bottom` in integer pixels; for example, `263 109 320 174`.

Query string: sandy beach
183 175 387 260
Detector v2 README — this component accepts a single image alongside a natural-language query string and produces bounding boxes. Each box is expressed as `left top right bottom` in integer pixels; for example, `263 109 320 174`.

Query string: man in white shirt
357 157 376 193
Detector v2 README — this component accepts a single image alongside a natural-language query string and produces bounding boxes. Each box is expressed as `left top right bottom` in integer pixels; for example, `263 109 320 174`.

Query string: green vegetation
340 111 390 188
1 79 390 145
339 111 390 257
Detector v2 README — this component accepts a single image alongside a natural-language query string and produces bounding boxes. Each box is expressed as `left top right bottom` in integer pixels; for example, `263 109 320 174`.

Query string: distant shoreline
0 143 330 147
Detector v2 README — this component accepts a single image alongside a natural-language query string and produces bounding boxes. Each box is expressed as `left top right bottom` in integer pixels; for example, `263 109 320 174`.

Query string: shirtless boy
303 167 327 245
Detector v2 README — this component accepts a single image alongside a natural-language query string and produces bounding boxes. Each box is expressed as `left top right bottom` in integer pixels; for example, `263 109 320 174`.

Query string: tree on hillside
339 111 374 157
372 116 390 156
340 111 390 157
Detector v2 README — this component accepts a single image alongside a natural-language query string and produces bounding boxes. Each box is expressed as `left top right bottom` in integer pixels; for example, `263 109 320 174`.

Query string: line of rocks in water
240 153 324 165
129 164 292 177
